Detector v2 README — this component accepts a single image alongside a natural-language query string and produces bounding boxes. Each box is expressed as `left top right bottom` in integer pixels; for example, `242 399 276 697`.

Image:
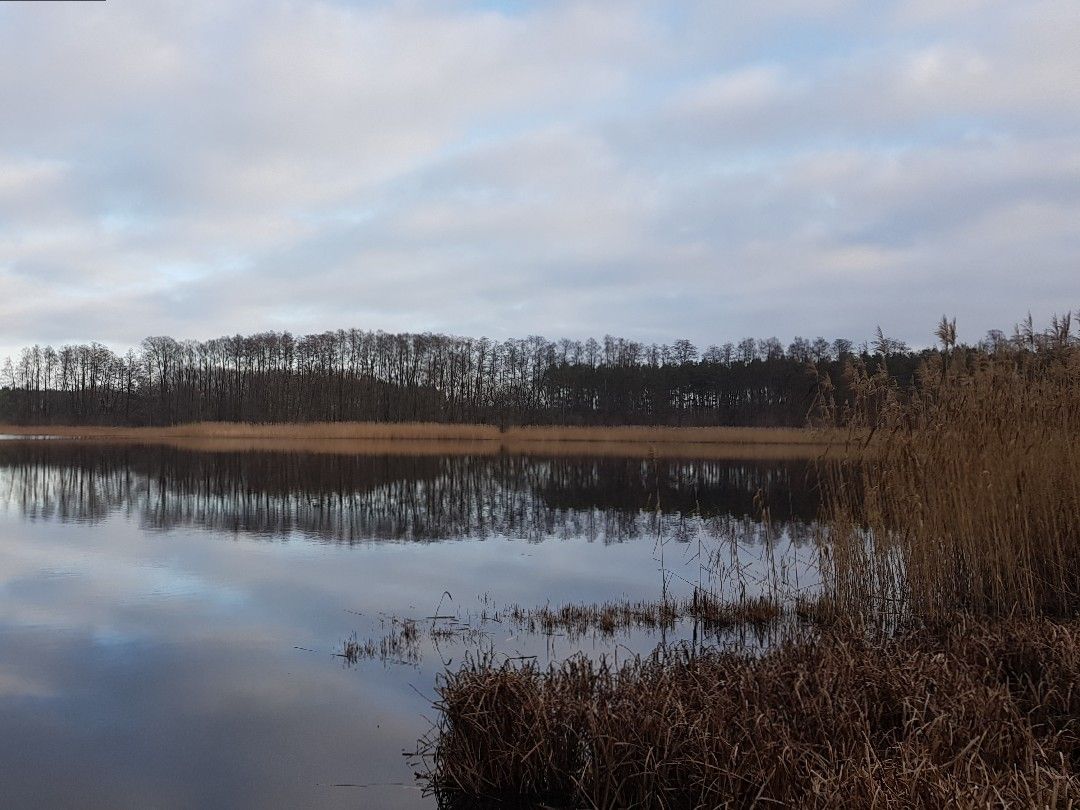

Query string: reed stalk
820 331 1080 621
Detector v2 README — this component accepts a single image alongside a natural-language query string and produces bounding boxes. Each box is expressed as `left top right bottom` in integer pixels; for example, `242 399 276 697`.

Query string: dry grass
505 424 831 445
341 618 422 666
0 435 842 460
416 318 1080 807
0 421 851 460
337 593 788 669
821 340 1080 621
418 617 1080 808
0 420 840 445
340 614 498 667
507 593 782 638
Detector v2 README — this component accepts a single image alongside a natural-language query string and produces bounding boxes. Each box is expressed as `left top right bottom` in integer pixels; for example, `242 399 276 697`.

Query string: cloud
0 0 1078 358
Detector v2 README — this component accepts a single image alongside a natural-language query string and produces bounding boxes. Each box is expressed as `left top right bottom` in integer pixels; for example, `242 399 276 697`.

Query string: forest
0 324 1005 427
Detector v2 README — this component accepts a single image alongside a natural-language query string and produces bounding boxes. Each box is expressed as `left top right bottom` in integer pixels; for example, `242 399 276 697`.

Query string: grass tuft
418 618 1080 808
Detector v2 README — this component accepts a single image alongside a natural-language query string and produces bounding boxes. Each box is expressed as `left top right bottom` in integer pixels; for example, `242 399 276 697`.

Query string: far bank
0 421 850 460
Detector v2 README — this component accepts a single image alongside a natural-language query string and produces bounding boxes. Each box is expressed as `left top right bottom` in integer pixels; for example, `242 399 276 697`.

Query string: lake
0 440 822 808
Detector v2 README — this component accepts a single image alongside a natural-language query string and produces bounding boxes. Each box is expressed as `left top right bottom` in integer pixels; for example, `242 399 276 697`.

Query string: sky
0 0 1078 359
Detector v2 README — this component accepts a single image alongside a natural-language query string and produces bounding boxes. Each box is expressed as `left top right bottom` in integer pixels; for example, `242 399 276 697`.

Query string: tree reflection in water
0 441 822 547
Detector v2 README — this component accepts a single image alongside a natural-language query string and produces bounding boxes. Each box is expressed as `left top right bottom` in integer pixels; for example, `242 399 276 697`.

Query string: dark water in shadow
0 441 822 808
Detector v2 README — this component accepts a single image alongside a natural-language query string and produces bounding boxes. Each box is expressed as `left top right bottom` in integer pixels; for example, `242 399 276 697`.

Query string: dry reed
419 617 1080 808
341 619 422 666
0 420 839 446
0 434 840 461
339 593 789 668
417 317 1080 806
820 333 1080 621
507 592 782 638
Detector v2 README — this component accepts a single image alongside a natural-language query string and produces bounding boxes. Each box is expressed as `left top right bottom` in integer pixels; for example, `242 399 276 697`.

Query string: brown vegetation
339 593 790 669
341 619 423 667
416 314 1080 807
340 616 494 667
0 422 847 460
821 320 1080 621
419 618 1080 808
507 593 782 638
0 420 833 444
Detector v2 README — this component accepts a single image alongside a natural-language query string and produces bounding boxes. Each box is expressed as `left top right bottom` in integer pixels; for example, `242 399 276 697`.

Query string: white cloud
0 0 1078 357
675 66 789 113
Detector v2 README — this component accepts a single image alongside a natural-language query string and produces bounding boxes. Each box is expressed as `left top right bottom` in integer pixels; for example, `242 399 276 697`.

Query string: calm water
0 441 821 808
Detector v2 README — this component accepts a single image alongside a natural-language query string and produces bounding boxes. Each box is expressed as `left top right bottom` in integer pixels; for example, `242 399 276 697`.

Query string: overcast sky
1 0 1078 359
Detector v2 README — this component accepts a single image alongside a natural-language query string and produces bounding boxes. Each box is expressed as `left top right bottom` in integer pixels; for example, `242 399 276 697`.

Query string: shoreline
0 422 849 459
0 421 840 445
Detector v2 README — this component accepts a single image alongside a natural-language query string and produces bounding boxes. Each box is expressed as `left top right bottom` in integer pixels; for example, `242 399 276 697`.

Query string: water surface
0 441 821 808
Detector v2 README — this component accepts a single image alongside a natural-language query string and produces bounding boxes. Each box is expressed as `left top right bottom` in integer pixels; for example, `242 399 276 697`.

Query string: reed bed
506 424 829 445
821 334 1080 621
417 317 1080 806
419 617 1080 808
0 420 838 446
0 434 838 461
339 593 790 668
507 593 782 638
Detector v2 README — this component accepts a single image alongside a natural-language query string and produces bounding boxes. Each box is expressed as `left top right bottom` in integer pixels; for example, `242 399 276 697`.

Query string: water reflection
0 441 824 808
0 441 820 545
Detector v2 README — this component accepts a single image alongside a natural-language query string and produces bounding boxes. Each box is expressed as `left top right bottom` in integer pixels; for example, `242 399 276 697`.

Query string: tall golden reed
821 320 1080 621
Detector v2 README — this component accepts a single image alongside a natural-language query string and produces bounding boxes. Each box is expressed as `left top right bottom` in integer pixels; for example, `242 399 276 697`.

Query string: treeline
0 321 1042 427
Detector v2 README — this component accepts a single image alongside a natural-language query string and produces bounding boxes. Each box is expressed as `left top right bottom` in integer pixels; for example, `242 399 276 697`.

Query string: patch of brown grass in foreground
418 617 1080 809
